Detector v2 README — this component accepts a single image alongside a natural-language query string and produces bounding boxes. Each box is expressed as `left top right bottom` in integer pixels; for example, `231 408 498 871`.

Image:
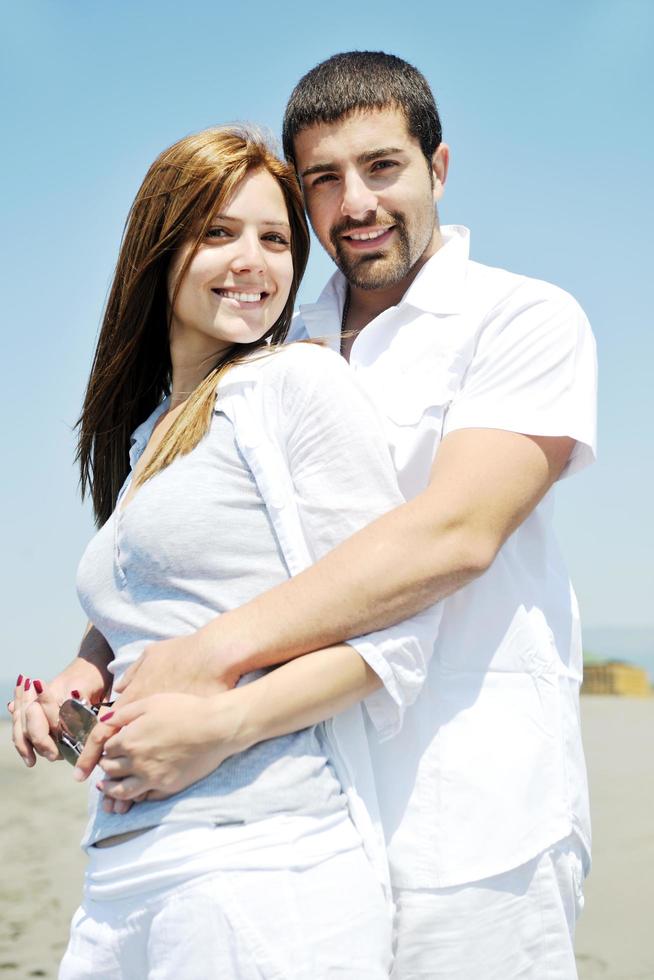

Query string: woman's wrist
56 657 110 704
205 685 263 760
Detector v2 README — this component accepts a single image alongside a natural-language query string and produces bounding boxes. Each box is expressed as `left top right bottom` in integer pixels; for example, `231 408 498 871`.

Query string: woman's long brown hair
76 126 310 526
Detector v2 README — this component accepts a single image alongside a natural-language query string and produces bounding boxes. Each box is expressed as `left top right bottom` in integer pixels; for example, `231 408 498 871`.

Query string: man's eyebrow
357 146 405 164
300 162 338 178
210 214 290 229
300 147 406 179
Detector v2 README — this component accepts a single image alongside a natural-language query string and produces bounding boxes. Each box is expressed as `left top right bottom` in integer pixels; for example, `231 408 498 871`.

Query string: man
71 52 595 977
277 52 596 977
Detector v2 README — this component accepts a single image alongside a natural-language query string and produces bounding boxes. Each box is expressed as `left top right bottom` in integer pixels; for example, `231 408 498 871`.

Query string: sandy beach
1 696 652 979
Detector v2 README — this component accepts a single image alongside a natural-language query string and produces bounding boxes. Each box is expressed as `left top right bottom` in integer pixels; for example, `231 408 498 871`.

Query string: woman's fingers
73 699 151 781
12 678 37 767
26 686 63 761
96 775 144 801
73 720 118 781
24 700 60 761
101 795 133 815
99 754 132 778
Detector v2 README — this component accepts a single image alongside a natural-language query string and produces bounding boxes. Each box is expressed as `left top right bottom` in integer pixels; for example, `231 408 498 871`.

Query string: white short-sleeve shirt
289 225 597 889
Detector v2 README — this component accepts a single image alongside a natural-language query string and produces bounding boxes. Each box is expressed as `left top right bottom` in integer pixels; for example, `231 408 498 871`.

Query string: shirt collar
401 225 470 315
298 225 470 340
129 397 170 467
298 273 348 348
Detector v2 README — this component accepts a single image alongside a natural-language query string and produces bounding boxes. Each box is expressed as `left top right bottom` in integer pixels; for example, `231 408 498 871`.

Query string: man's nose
340 171 378 220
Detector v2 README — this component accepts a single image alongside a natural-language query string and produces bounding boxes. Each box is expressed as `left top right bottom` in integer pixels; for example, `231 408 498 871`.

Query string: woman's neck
168 338 228 407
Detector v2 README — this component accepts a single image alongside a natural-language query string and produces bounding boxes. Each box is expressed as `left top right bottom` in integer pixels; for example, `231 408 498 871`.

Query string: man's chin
337 254 411 291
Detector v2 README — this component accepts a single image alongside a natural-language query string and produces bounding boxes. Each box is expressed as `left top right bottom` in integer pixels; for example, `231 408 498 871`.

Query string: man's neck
341 225 444 361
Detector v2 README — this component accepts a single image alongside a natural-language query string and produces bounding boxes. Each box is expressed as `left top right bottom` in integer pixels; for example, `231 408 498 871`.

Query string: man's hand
74 692 248 804
113 631 237 706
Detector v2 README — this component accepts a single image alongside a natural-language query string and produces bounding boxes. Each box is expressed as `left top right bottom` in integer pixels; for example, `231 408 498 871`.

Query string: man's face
294 107 447 291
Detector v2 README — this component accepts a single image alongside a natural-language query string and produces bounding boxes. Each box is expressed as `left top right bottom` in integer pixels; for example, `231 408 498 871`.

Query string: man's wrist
197 614 260 687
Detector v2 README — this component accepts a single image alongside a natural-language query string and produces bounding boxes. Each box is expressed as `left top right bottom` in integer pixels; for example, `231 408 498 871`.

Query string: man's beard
329 210 415 291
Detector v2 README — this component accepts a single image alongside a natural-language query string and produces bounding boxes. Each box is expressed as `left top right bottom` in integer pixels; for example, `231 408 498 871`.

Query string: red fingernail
71 690 81 699
33 680 43 695
25 679 31 692
16 674 23 686
99 711 114 723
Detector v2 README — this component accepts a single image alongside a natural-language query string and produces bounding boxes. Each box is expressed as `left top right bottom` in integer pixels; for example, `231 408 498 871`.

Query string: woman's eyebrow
210 214 290 230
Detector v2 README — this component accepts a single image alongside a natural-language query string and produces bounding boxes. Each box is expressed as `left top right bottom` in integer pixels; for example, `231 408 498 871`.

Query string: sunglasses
57 696 114 765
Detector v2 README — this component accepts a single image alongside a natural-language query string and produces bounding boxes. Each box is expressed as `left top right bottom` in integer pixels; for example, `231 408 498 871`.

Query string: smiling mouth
341 226 395 247
212 288 269 303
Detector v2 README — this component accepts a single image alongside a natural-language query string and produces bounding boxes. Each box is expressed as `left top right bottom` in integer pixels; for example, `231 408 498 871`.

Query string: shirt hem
388 819 585 890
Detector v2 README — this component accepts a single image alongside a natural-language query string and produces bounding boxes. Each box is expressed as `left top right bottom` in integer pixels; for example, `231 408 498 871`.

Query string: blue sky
2 0 653 681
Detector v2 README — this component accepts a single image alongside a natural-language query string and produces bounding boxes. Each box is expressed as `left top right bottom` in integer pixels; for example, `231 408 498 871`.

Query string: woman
11 126 434 979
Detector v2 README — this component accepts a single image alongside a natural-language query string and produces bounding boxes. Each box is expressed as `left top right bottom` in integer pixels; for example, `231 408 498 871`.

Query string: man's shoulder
287 309 310 342
466 258 585 321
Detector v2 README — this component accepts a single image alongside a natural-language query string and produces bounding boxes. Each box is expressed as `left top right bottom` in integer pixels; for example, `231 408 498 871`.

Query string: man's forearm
201 490 482 683
200 428 571 682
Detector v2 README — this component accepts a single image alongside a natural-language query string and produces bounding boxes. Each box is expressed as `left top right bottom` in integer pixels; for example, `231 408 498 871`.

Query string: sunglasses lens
58 735 81 766
57 699 99 764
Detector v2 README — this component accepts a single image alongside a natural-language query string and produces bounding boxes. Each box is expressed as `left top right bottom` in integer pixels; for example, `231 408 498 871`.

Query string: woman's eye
264 233 290 246
205 227 230 239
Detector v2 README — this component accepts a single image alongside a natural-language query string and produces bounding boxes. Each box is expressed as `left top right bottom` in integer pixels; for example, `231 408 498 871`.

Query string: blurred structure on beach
582 660 652 697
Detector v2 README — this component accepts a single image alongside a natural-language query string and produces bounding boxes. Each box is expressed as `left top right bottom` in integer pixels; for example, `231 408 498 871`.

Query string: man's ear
431 143 450 202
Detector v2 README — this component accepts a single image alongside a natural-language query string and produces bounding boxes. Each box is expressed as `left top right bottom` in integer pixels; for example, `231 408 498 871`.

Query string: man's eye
371 160 397 173
312 173 337 187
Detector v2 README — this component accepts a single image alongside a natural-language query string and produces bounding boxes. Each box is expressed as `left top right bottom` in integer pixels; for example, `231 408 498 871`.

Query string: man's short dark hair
282 51 442 167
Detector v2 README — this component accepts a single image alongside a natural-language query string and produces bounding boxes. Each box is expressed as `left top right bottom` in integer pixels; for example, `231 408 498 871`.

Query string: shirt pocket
382 351 467 427
371 353 468 497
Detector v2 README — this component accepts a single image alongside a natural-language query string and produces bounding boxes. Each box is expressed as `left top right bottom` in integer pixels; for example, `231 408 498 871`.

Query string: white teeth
218 290 263 302
347 228 390 241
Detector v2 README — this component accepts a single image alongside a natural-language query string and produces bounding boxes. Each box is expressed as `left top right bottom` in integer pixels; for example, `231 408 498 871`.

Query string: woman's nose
230 233 266 275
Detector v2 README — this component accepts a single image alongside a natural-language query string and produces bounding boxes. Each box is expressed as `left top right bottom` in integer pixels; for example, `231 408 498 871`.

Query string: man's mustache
329 213 401 247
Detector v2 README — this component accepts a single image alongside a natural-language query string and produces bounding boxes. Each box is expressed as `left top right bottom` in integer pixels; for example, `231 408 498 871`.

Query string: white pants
391 835 585 979
59 824 392 979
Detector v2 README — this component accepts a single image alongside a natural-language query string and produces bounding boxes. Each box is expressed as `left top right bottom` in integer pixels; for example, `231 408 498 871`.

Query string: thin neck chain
340 287 351 356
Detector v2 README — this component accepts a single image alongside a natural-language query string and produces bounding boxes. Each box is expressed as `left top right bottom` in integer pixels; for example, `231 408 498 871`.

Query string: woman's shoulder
249 341 350 390
269 340 344 371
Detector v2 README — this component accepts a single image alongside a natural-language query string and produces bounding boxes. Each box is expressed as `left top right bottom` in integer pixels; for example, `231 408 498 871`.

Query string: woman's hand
75 691 250 804
11 670 91 767
11 677 61 766
10 626 114 768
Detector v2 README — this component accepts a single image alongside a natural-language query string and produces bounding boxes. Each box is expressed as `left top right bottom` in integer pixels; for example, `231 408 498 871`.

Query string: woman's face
167 168 294 361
